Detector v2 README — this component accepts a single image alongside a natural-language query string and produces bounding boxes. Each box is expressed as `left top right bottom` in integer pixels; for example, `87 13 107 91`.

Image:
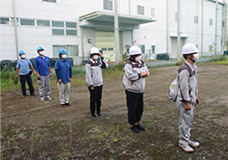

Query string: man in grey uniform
177 43 200 152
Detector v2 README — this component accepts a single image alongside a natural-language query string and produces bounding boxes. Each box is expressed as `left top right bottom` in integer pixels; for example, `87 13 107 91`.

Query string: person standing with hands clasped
55 48 72 108
15 50 35 97
177 43 200 152
85 47 108 119
35 46 52 102
123 46 150 133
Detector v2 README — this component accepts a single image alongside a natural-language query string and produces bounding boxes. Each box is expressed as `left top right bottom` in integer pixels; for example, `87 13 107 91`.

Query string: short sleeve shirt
16 58 32 75
55 59 72 83
35 56 51 76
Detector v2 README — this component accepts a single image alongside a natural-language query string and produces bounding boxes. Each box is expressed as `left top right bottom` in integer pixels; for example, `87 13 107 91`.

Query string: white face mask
191 53 199 62
93 55 99 60
21 55 26 59
135 55 142 62
39 51 44 56
61 54 67 59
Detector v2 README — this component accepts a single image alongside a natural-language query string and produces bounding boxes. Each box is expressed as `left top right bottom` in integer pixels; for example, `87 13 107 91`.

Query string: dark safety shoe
130 125 140 133
65 103 71 107
96 113 102 117
91 114 98 119
135 124 145 131
60 104 66 108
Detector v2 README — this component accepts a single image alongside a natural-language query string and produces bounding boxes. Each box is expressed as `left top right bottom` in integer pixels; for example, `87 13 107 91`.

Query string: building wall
0 0 225 64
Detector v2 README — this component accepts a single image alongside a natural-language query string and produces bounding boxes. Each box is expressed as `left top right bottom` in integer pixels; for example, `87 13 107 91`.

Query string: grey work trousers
58 83 70 104
177 100 195 144
37 75 50 99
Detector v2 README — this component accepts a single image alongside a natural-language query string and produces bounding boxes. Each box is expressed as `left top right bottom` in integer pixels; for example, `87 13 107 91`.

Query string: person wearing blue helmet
15 50 35 97
55 48 72 108
35 46 52 101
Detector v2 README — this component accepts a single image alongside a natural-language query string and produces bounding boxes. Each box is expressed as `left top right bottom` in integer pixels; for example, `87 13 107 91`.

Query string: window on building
66 29 77 36
20 19 35 26
37 20 50 27
151 8 155 17
53 45 78 57
52 21 64 27
10 17 18 25
103 0 113 11
0 17 10 24
151 45 156 53
137 5 144 15
209 19 213 26
66 45 78 56
66 22 77 28
52 29 64 35
138 45 145 54
194 16 198 24
42 0 56 2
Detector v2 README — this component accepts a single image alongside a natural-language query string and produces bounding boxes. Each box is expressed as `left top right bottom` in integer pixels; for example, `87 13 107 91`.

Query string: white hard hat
129 46 142 56
182 43 198 55
90 47 99 54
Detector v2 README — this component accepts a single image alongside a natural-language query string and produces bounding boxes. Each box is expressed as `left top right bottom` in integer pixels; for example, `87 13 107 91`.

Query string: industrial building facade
0 0 226 65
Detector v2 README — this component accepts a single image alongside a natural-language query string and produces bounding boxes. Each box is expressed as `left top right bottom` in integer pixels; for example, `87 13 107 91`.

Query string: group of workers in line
15 43 200 153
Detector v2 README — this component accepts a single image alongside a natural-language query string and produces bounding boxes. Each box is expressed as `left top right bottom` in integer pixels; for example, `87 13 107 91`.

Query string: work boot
96 113 102 117
60 104 66 108
65 103 71 107
135 124 145 131
130 125 140 133
179 143 194 152
91 114 98 119
189 140 200 148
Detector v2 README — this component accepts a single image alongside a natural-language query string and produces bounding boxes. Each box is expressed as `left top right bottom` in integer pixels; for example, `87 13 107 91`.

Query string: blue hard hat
19 50 25 55
59 48 67 54
37 46 44 52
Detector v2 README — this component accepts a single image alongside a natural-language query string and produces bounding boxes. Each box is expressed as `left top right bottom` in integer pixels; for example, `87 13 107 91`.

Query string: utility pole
215 0 218 58
177 0 181 61
114 0 120 64
12 0 19 60
201 0 204 56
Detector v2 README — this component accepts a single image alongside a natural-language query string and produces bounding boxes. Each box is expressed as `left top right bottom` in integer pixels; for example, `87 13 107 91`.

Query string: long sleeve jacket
123 60 150 93
177 61 198 104
85 58 108 87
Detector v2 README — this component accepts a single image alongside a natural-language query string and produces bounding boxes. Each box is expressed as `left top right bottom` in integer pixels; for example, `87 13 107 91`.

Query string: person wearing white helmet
15 50 35 97
85 47 108 119
176 43 200 152
123 45 150 133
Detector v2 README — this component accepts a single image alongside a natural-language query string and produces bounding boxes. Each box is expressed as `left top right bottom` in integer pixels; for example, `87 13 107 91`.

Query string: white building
0 0 226 65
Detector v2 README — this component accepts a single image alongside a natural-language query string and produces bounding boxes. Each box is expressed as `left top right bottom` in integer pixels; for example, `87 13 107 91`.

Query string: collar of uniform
132 60 142 65
90 58 97 64
185 60 197 71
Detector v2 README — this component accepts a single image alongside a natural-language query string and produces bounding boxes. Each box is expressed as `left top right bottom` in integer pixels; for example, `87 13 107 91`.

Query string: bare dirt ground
1 64 228 160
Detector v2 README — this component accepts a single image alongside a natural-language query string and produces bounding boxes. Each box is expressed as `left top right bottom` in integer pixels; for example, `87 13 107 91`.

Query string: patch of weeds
144 119 153 123
35 133 44 138
87 126 109 140
155 115 162 120
23 132 28 136
109 149 116 154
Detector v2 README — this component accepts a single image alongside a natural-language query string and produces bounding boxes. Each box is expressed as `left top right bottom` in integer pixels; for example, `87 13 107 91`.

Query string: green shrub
156 53 169 60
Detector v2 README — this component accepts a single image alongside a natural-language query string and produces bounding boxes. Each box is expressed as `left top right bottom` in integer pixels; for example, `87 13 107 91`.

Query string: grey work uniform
123 60 150 125
176 61 198 145
85 58 108 115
